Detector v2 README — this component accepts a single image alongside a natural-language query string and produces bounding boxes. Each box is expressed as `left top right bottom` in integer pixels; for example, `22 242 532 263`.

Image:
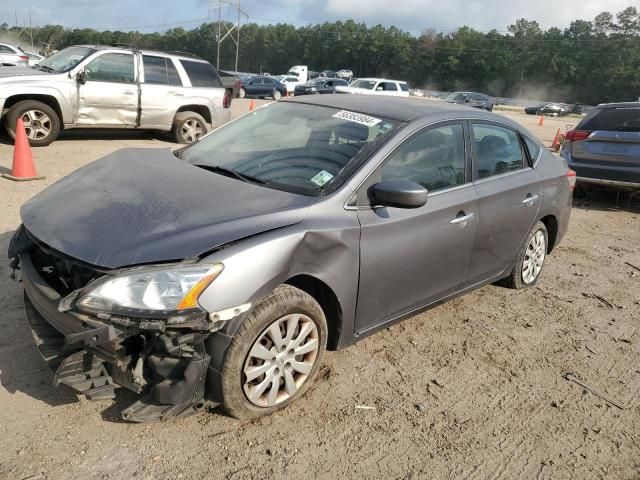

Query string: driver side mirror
76 70 87 85
369 179 428 209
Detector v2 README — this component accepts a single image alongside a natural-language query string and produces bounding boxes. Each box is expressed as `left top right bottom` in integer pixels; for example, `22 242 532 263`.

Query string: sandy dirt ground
0 99 639 480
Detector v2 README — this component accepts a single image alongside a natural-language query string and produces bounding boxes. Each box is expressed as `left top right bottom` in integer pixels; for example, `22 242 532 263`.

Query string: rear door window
472 124 525 179
0 45 15 54
179 60 223 88
378 82 398 91
581 107 640 133
143 55 182 86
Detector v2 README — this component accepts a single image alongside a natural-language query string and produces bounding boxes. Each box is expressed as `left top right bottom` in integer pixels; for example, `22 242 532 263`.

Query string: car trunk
570 131 640 183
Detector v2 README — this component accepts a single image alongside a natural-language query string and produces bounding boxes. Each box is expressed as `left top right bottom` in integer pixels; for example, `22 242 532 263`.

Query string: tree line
1 6 639 105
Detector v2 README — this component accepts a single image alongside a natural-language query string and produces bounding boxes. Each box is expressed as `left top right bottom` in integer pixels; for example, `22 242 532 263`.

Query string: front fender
2 83 74 123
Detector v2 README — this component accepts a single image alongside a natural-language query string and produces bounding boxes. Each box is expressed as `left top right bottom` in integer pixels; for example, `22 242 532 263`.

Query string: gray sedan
10 96 574 422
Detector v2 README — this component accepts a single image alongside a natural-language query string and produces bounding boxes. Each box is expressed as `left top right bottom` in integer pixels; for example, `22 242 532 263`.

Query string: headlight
76 263 223 315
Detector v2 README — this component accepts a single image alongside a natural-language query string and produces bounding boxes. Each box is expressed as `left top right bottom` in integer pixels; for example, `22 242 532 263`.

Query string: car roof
284 95 503 123
354 78 407 83
76 44 208 62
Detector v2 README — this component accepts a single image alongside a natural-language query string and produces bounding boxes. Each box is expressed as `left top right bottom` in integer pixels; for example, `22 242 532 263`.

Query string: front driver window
84 53 134 84
380 124 466 192
472 124 524 179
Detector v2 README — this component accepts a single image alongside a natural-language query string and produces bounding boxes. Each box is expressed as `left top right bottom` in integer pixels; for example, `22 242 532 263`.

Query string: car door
355 121 477 333
0 44 14 65
76 51 138 127
262 77 275 95
467 121 542 285
140 54 184 128
322 80 333 93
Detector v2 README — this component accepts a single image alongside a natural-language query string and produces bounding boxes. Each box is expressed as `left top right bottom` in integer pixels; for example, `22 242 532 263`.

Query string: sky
1 0 636 34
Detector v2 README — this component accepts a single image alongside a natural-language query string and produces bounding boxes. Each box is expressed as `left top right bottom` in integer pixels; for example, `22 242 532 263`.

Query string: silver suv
0 45 231 146
0 43 29 67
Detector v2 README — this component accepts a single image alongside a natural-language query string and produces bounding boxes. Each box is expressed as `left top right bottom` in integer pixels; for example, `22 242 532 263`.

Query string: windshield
180 102 398 196
350 79 376 90
37 46 95 73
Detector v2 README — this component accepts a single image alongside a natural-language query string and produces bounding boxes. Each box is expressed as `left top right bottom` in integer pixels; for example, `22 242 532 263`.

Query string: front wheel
502 221 548 289
220 285 327 419
272 90 282 101
4 100 60 147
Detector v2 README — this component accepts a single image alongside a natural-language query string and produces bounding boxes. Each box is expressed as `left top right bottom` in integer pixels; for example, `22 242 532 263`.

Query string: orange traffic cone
550 128 562 150
2 118 45 181
249 99 255 112
538 115 544 126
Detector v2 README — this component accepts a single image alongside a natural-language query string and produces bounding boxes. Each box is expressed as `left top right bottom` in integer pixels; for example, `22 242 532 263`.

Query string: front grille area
28 238 105 296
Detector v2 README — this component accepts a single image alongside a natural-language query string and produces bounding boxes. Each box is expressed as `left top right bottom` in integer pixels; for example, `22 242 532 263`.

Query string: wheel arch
4 94 64 128
284 274 343 351
540 214 559 253
175 104 212 125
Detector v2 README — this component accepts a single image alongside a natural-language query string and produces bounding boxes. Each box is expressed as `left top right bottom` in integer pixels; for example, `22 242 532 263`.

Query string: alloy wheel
522 230 546 284
21 110 52 141
243 313 319 407
181 119 204 143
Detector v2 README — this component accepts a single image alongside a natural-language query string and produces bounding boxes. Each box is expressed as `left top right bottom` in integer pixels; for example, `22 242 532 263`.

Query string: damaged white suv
0 45 231 146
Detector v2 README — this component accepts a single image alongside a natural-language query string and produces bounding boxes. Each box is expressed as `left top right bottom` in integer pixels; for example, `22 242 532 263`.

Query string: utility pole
209 0 248 72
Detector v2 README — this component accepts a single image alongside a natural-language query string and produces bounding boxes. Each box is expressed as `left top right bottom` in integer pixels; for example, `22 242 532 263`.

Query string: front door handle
168 91 184 96
522 194 539 205
450 212 475 225
122 91 135 95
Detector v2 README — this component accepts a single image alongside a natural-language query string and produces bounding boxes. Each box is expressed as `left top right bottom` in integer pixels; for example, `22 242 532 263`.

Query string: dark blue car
239 76 287 101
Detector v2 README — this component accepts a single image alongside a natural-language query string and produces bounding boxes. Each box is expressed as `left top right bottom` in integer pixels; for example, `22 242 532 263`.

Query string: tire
220 285 328 420
239 88 246 99
172 111 208 144
4 100 60 147
502 221 548 289
272 90 282 101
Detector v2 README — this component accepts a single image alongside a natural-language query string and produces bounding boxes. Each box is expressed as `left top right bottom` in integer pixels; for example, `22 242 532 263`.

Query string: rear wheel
502 221 548 289
239 87 246 99
220 285 327 419
4 100 60 147
172 111 208 144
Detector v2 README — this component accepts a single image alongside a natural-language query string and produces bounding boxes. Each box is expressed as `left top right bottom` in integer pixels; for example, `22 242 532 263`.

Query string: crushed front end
9 225 231 422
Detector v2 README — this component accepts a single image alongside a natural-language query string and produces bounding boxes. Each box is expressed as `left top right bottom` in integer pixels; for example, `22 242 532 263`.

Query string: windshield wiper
37 65 54 73
193 164 266 184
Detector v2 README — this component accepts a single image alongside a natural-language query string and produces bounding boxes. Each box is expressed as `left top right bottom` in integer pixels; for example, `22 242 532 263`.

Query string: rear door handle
122 91 135 95
169 91 184 96
522 194 539 205
450 212 475 225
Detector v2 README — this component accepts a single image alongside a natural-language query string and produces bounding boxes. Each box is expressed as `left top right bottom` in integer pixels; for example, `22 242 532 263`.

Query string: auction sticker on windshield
332 110 381 127
310 170 334 187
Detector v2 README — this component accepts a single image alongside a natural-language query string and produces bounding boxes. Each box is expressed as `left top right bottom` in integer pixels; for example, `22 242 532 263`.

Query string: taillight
567 169 577 191
565 130 591 142
19 55 29 61
223 90 231 108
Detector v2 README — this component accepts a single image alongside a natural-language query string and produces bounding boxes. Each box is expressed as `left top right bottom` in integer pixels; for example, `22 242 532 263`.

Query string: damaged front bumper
20 252 218 422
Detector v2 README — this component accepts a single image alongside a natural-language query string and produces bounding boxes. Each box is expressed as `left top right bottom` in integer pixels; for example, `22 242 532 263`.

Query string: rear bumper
19 252 217 421
576 176 640 189
563 151 640 188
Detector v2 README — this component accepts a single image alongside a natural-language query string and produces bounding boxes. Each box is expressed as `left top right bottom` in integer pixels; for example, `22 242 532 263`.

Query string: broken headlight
76 263 224 316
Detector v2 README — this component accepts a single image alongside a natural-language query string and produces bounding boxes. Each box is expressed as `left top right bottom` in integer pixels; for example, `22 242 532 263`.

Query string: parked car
24 51 44 66
525 103 569 117
561 102 640 189
0 45 230 146
11 95 573 422
293 78 348 95
276 75 303 94
337 69 353 80
336 78 410 97
445 92 494 111
218 70 242 99
0 42 29 66
239 75 286 101
319 70 337 78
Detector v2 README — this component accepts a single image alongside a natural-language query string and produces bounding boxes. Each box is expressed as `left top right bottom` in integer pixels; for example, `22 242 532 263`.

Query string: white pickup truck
336 78 410 97
0 45 231 146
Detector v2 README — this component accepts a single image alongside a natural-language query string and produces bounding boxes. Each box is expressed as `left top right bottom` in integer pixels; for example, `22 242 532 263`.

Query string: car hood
20 148 315 269
0 66 51 80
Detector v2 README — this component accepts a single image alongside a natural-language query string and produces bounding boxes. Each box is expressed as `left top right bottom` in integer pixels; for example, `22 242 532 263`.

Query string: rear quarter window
523 135 542 162
179 60 223 88
400 83 409 92
580 107 640 133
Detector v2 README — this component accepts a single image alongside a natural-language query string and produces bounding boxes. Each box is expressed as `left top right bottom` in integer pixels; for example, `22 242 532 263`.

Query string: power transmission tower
209 0 248 72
